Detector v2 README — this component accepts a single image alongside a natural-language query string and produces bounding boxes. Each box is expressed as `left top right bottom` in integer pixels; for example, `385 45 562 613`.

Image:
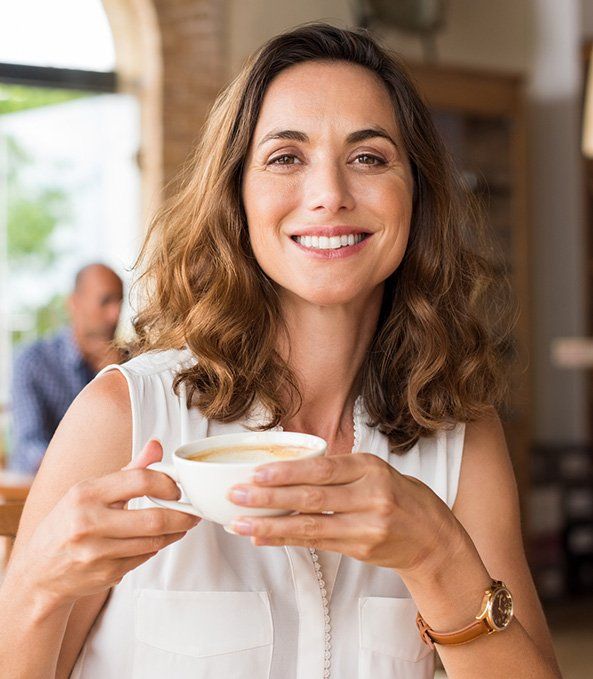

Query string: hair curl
131 23 514 451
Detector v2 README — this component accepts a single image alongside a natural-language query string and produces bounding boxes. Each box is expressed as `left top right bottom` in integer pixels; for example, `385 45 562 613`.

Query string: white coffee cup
146 431 326 528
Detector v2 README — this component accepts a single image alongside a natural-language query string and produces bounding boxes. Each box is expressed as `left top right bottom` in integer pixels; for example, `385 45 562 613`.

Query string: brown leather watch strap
416 613 491 649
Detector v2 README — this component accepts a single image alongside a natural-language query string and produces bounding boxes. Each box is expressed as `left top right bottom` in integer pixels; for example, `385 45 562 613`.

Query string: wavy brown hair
132 23 514 451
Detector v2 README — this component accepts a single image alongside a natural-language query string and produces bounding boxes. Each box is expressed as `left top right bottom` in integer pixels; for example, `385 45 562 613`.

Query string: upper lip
289 225 372 238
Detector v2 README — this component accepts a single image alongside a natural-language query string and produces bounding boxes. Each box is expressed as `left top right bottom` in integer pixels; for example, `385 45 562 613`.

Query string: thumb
122 439 163 470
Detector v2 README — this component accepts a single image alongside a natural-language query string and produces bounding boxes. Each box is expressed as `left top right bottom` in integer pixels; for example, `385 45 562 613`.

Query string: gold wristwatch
416 580 514 648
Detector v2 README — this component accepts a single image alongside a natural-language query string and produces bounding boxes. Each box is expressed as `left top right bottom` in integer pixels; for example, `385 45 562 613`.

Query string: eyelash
267 153 387 167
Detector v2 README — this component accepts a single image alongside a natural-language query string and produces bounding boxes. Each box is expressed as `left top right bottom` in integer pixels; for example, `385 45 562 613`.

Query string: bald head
69 263 123 341
74 263 121 292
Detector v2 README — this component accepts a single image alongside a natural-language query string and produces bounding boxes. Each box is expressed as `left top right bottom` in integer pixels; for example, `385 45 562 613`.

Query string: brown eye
269 154 299 165
354 154 385 166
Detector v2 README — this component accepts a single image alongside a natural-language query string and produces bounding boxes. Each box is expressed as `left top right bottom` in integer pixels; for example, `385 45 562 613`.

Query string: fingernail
230 519 253 535
253 467 271 483
229 487 250 504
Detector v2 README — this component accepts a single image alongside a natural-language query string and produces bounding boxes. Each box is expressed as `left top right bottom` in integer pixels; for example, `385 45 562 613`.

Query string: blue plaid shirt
9 327 96 473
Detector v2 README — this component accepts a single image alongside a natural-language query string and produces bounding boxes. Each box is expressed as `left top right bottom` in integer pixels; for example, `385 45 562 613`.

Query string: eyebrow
257 126 398 148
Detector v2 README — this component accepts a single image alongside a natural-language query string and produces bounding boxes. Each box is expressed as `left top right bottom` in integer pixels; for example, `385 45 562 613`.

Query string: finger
113 551 162 580
80 467 182 506
228 483 366 514
96 506 200 538
230 513 360 541
99 531 188 559
252 453 374 487
122 439 163 470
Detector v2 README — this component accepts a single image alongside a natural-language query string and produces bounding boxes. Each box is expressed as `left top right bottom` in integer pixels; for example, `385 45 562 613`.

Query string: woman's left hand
228 453 466 576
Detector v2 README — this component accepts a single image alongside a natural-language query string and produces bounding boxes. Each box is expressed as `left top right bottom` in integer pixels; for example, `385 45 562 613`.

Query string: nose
304 159 355 214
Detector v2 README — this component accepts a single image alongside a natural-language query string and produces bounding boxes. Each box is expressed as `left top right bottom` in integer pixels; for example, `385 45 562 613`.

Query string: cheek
364 183 412 258
366 175 412 215
243 174 296 225
368 183 412 277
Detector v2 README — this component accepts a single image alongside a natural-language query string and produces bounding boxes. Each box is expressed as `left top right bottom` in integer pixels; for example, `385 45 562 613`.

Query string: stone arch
102 0 227 225
102 0 163 224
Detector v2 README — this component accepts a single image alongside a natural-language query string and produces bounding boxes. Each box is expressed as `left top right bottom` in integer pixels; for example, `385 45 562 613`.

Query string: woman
0 24 560 679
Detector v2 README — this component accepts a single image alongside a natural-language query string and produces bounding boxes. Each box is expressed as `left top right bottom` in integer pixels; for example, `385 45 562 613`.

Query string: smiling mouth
291 233 369 251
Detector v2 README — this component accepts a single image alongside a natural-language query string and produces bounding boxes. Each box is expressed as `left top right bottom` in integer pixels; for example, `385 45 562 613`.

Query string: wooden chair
0 502 25 565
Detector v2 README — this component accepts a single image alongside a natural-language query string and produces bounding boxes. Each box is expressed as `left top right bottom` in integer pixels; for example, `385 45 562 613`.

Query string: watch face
490 588 514 630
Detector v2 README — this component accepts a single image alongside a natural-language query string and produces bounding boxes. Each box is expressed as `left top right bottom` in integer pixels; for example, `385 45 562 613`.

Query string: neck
71 324 90 356
71 324 115 372
279 287 383 446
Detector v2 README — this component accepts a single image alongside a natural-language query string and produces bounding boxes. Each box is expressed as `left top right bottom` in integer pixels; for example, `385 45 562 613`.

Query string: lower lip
290 235 372 259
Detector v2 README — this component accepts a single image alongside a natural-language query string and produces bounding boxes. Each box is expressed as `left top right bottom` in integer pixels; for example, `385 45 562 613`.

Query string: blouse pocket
133 589 273 679
359 596 434 679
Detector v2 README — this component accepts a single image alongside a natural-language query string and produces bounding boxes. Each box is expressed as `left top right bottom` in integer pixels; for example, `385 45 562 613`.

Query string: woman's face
242 60 414 307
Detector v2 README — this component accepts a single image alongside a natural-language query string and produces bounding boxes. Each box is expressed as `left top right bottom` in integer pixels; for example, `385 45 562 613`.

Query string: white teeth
294 234 365 250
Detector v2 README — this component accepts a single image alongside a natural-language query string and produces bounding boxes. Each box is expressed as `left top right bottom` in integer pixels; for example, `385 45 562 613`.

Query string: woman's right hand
7 440 200 608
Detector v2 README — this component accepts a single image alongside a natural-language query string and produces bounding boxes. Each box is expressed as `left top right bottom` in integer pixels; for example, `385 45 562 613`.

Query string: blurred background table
0 471 32 572
0 470 33 502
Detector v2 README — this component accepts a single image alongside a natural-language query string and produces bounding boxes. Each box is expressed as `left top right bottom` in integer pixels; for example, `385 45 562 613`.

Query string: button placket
285 396 362 678
309 548 332 678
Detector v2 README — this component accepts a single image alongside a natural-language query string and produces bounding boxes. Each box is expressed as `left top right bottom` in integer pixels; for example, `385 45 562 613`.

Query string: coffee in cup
186 444 316 464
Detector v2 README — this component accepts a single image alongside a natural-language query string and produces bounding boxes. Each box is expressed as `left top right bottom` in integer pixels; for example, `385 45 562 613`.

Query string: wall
528 0 586 443
227 0 532 74
227 0 351 76
226 0 589 445
152 0 227 192
583 0 593 38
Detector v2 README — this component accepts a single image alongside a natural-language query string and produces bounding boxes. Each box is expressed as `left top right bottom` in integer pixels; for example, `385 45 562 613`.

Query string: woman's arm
226 414 562 678
0 371 198 679
401 414 562 678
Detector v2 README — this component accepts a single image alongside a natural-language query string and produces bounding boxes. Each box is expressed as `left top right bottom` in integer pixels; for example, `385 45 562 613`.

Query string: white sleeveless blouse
71 349 464 679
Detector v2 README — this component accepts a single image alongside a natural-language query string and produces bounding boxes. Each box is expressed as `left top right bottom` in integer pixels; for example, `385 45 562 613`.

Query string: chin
289 283 367 308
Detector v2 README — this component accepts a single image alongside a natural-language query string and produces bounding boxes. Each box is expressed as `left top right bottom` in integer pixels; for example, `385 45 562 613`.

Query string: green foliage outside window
6 136 71 266
0 84 87 115
2 84 88 340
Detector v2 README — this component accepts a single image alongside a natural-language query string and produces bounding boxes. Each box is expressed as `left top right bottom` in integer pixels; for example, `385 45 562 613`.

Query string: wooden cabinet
408 63 531 512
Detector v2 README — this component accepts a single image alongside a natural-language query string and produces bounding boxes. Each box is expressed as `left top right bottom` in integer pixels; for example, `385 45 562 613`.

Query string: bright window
0 0 115 71
0 2 140 464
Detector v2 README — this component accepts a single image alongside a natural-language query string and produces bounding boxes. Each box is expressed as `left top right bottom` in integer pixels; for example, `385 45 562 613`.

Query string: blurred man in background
9 263 124 474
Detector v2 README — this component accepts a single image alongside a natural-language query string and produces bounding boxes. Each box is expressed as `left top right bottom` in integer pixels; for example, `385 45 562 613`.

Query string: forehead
252 60 398 138
79 269 122 295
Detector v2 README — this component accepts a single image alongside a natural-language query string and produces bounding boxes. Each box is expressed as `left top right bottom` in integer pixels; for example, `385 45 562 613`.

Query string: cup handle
145 462 202 517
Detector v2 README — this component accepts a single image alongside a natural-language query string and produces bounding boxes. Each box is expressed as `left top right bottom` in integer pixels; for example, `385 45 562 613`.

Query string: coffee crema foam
187 444 314 464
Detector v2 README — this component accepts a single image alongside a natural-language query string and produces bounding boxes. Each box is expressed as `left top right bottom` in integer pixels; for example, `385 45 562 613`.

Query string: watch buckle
415 612 436 649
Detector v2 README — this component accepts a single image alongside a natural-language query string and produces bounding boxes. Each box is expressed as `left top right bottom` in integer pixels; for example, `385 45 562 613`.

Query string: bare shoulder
38 368 132 482
453 411 560 672
16 369 132 545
